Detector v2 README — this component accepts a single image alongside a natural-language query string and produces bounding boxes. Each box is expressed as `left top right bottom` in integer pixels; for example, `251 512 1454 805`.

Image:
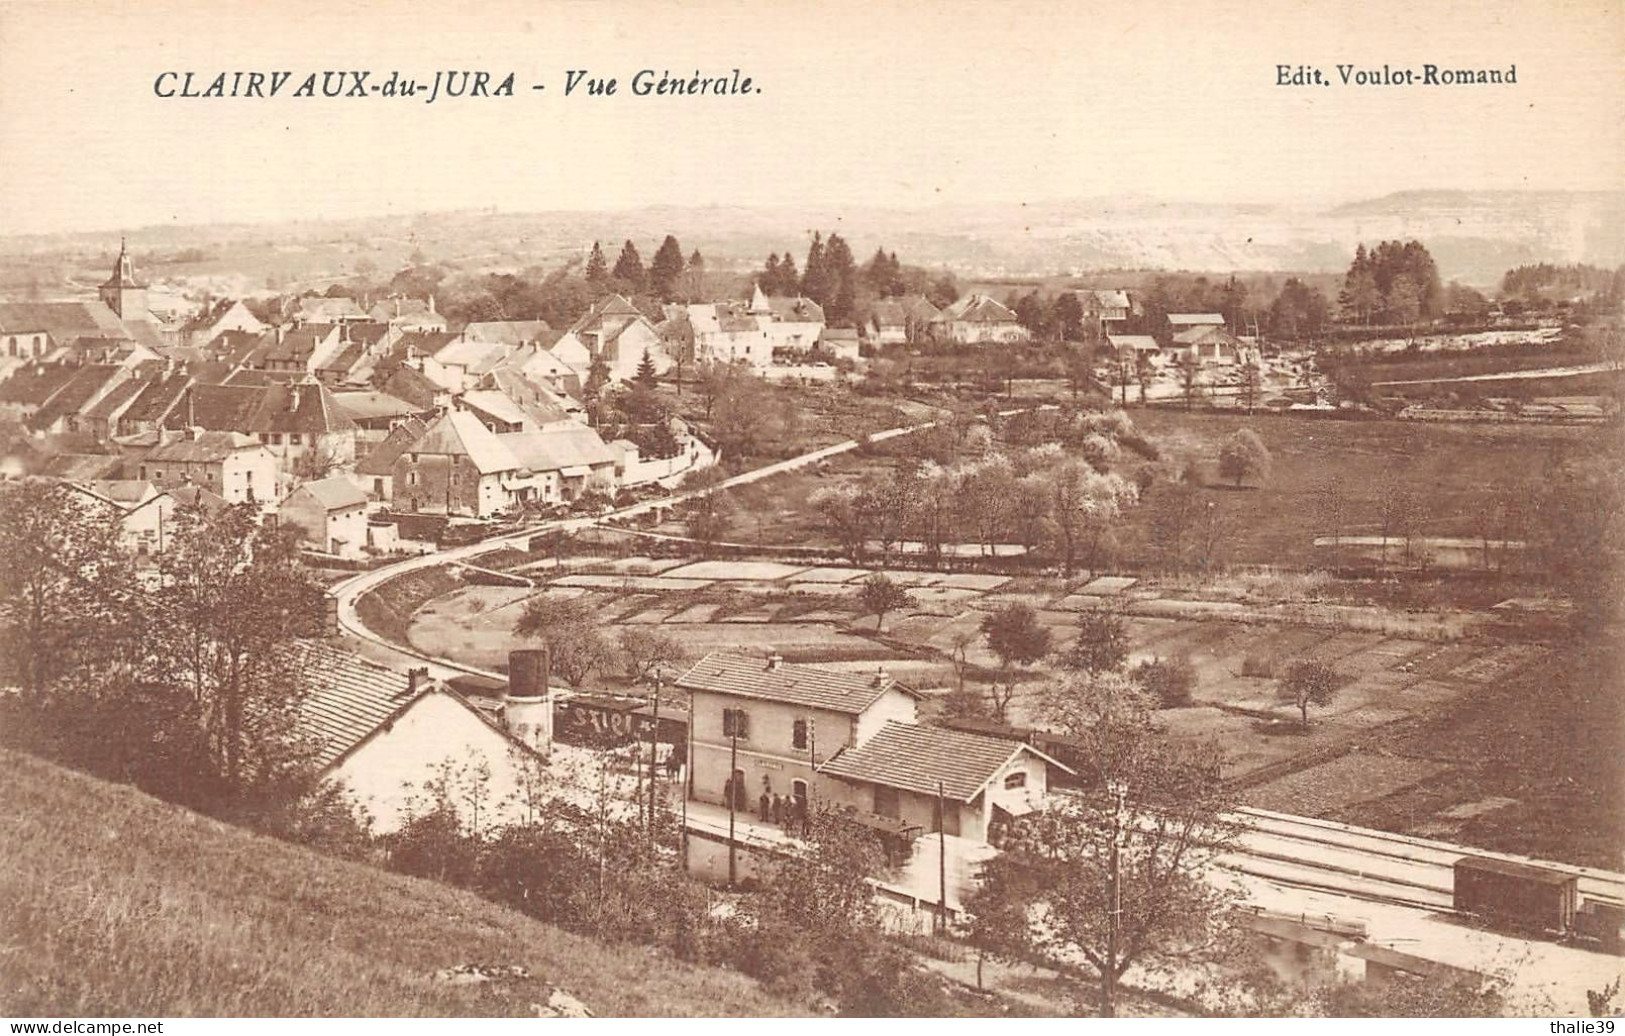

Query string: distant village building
1077 289 1132 333
1166 312 1226 330
867 295 940 346
65 480 177 557
280 476 370 557
1169 323 1243 365
390 409 526 518
177 299 264 349
289 295 367 325
930 294 1028 345
369 295 448 333
552 294 665 383
684 285 826 369
137 429 277 508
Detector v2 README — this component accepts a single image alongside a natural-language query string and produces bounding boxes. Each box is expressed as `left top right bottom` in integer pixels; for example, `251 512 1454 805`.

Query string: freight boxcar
1453 855 1578 935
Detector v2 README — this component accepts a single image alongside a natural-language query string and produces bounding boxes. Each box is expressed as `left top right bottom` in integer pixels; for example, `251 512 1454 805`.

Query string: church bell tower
98 237 149 319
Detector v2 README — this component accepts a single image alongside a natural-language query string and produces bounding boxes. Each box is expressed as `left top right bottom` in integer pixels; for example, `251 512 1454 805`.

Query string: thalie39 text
152 68 761 103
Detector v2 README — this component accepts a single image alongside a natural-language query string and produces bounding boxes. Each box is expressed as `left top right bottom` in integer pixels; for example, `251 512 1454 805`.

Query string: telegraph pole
1105 779 1128 1018
646 673 662 845
727 729 739 887
937 779 948 935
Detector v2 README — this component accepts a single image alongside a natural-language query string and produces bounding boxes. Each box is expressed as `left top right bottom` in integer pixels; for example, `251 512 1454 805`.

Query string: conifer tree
585 241 609 286
612 240 647 293
649 234 685 301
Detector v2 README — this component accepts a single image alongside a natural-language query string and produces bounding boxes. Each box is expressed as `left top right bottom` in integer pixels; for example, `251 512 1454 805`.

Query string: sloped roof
673 651 917 716
1173 325 1238 345
1167 313 1225 326
343 321 393 348
432 336 509 370
0 363 79 406
459 389 531 427
355 416 428 476
292 296 365 322
288 639 421 769
378 365 442 409
766 296 825 324
41 452 125 480
145 430 261 463
179 298 255 334
871 296 940 327
206 329 266 366
395 330 461 361
0 301 131 342
333 390 425 423
1086 289 1131 310
406 410 521 474
1108 335 1162 352
28 365 124 430
937 294 1018 324
290 475 369 511
167 482 230 515
79 374 149 421
818 720 1064 802
70 479 159 507
499 425 617 474
462 320 554 346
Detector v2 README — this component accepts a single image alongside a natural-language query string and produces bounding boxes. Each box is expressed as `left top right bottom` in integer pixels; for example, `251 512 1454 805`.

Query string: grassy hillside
0 749 806 1018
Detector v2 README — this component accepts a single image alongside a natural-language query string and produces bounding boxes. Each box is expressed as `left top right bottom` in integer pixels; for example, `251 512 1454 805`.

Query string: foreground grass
0 749 807 1018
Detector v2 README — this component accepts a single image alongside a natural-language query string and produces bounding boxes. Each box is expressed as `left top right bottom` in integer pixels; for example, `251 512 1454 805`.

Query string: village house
1078 289 1133 333
684 299 772 368
137 429 277 508
167 378 358 478
176 298 264 349
1169 323 1243 365
867 295 940 347
499 424 619 503
552 294 665 383
1108 334 1165 366
756 286 826 355
288 295 367 325
421 334 509 393
279 476 371 557
295 641 552 835
674 652 923 820
242 324 345 376
369 295 448 333
65 479 177 557
352 416 428 504
331 390 432 445
930 294 1029 345
817 326 861 363
674 652 1070 844
0 301 134 363
390 409 527 518
22 364 130 436
461 320 555 349
817 720 1067 841
479 367 584 427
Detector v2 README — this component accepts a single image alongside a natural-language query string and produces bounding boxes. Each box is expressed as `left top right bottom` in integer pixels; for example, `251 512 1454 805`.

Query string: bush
1241 654 1276 678
1132 656 1197 708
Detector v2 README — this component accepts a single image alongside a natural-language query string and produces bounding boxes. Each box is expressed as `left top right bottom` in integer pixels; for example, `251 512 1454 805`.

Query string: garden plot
1328 637 1432 678
787 581 864 597
661 560 810 581
1448 643 1550 684
596 593 665 622
938 573 1011 591
902 586 985 613
553 574 712 592
791 566 872 583
1079 575 1137 595
665 602 726 624
1054 593 1111 612
600 555 694 574
1244 753 1454 816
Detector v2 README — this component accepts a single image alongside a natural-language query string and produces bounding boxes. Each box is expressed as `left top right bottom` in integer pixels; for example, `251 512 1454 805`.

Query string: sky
0 0 1620 235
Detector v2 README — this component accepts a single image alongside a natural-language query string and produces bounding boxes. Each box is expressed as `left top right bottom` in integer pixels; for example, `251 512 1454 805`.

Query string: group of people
758 789 808 833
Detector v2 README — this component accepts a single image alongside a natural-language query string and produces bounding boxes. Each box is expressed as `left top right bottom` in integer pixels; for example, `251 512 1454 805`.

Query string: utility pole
937 779 948 935
646 672 662 846
681 686 692 872
727 728 739 887
1105 778 1128 1018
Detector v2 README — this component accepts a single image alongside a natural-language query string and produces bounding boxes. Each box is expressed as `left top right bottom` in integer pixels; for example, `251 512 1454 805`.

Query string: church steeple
99 236 148 319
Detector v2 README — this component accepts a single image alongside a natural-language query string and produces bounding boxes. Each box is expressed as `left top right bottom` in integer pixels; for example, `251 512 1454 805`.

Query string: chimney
428 294 436 314
275 326 285 344
503 648 552 757
406 666 429 696
187 425 204 442
874 665 889 687
766 653 784 671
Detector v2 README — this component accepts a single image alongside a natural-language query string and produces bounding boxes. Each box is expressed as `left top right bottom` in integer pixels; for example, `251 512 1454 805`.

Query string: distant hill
1 190 1619 292
0 748 805 1018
